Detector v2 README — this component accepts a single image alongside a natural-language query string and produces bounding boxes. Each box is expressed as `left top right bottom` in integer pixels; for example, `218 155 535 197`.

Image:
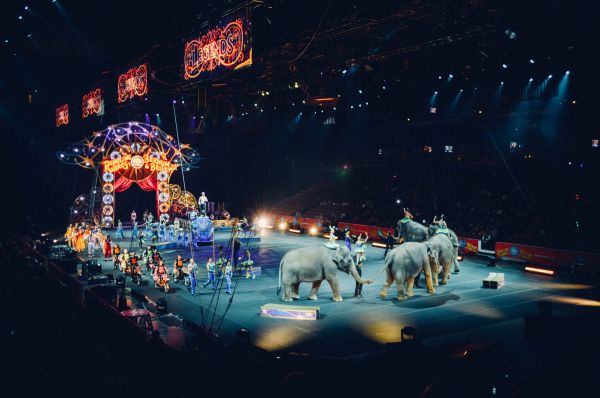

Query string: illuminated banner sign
56 104 69 127
183 13 252 81
102 152 178 175
82 89 102 118
117 64 148 103
496 242 600 268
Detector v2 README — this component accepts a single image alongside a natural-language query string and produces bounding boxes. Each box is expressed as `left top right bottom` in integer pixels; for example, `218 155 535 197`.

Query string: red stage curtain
136 174 158 192
113 176 133 192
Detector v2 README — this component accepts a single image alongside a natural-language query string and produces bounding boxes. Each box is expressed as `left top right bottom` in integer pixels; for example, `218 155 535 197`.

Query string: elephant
427 234 456 286
379 242 439 301
396 219 429 244
277 245 372 302
428 224 460 273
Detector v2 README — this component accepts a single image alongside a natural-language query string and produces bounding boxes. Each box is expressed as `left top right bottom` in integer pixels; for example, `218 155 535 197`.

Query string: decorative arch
58 122 200 227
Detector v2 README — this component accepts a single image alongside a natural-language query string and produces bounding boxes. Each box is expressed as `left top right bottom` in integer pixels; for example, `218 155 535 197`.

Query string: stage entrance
58 122 201 227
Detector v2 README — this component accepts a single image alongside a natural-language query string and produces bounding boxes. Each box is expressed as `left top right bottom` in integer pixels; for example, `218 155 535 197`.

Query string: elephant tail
370 254 393 282
276 258 283 296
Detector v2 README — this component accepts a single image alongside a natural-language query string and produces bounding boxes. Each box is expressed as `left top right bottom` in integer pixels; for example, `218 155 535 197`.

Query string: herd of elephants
277 218 460 302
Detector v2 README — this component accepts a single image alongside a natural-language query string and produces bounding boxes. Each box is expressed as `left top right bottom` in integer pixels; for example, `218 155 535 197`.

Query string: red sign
118 64 148 103
183 16 252 81
56 104 69 127
457 237 479 254
496 242 600 268
82 89 102 118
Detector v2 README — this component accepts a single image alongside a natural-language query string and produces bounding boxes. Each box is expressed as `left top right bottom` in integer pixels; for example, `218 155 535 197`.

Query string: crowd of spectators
302 150 595 251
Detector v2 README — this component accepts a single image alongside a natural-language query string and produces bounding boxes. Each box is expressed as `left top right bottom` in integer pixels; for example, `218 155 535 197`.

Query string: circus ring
57 122 201 227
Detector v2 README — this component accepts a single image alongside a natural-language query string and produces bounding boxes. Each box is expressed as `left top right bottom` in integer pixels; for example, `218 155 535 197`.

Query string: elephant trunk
349 264 372 284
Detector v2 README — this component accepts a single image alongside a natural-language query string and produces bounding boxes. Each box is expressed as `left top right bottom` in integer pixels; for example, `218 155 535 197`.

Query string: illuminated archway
58 122 200 227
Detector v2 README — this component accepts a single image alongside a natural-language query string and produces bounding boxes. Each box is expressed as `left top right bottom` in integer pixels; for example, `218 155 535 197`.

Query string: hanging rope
286 0 332 63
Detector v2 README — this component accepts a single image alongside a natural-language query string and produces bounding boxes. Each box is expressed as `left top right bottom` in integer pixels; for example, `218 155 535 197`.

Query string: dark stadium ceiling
0 0 578 110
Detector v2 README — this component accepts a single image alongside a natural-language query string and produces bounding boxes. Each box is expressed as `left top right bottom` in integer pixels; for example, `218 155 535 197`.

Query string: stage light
350 105 354 109
501 81 504 85
548 74 553 79
302 100 305 104
448 74 454 79
457 255 463 261
257 217 269 229
278 222 287 231
342 69 347 74
459 89 463 92
289 229 301 234
27 34 32 38
525 266 555 276
434 91 438 94
24 6 29 10
438 75 442 80
60 154 64 158
529 59 535 64
565 70 570 75
156 113 159 116
4 39 7 43
358 89 363 94
396 199 400 204
18 15 23 20
382 85 386 90
365 102 369 105
529 78 533 82
309 226 318 235
502 63 508 69
358 104 362 107
372 242 387 248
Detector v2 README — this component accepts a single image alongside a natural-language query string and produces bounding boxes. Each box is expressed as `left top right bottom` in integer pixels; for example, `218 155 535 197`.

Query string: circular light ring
102 194 113 204
157 171 169 181
158 181 168 191
103 172 114 182
189 210 198 220
102 205 114 216
130 143 141 153
159 203 170 213
160 214 170 222
110 151 122 160
159 192 170 203
130 155 144 169
103 183 114 193
169 184 182 199
102 216 113 226
150 152 160 159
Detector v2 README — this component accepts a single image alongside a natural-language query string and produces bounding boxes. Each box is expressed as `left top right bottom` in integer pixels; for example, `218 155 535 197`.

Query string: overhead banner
56 104 69 127
118 64 148 103
183 11 252 82
82 89 102 118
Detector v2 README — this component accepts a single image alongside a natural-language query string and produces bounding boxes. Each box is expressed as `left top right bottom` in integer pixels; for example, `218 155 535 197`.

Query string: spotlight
434 91 438 94
448 74 454 79
24 6 29 10
382 86 386 90
396 199 400 204
358 89 363 94
4 39 7 43
565 70 570 75
525 266 555 276
500 81 504 85
502 63 508 69
278 222 287 231
309 226 318 235
548 74 552 79
18 15 23 20
257 217 268 229
438 75 442 80
529 59 535 64
156 113 159 116
342 69 347 74
529 78 533 82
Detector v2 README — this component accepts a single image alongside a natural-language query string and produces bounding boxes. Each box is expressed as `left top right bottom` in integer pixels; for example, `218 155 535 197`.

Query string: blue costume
168 224 175 241
116 221 125 239
132 222 139 239
224 263 233 295
188 261 198 295
203 260 217 289
345 232 352 251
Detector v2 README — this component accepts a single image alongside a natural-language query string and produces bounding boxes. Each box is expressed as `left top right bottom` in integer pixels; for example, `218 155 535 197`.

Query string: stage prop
56 104 69 126
482 273 505 289
57 122 200 227
183 11 252 82
260 303 319 320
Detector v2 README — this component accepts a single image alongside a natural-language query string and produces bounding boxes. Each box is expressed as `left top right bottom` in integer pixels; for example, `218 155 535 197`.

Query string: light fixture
529 59 535 64
529 78 533 82
502 63 508 69
525 266 555 276
548 74 552 79
24 5 29 10
565 70 570 75
18 15 23 20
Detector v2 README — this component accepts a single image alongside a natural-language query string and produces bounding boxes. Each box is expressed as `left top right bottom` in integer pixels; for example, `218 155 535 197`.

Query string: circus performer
116 220 125 239
354 256 365 298
132 221 139 239
159 221 167 241
120 249 130 272
325 225 339 249
224 260 233 295
344 229 352 251
400 208 414 224
70 223 78 248
168 223 175 241
147 212 154 224
75 227 86 253
177 227 185 246
103 235 112 260
187 258 198 296
215 248 226 279
203 257 217 289
64 224 73 247
240 249 256 279
87 230 96 256
138 232 146 249
131 210 137 224
354 232 369 263
198 192 208 216
173 217 180 231
151 223 159 244
173 254 185 280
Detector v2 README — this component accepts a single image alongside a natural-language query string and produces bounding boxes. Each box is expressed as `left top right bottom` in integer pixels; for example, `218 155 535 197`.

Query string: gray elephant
379 242 439 300
427 234 456 286
428 223 460 273
397 219 429 243
277 246 372 302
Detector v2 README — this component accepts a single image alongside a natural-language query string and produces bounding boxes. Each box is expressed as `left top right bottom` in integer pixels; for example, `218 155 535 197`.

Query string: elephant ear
427 246 440 273
332 248 343 266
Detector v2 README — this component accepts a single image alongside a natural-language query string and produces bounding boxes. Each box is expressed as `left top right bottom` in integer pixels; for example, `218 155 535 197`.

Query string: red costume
103 238 112 259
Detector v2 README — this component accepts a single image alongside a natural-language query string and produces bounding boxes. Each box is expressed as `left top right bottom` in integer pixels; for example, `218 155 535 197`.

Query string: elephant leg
379 270 394 299
432 270 439 287
282 283 293 302
406 276 415 297
425 273 435 294
291 282 300 299
441 268 450 285
328 278 343 302
308 281 322 300
395 278 407 301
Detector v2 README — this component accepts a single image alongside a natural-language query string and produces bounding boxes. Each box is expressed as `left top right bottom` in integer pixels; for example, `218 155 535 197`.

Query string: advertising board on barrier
495 242 600 268
457 237 479 254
